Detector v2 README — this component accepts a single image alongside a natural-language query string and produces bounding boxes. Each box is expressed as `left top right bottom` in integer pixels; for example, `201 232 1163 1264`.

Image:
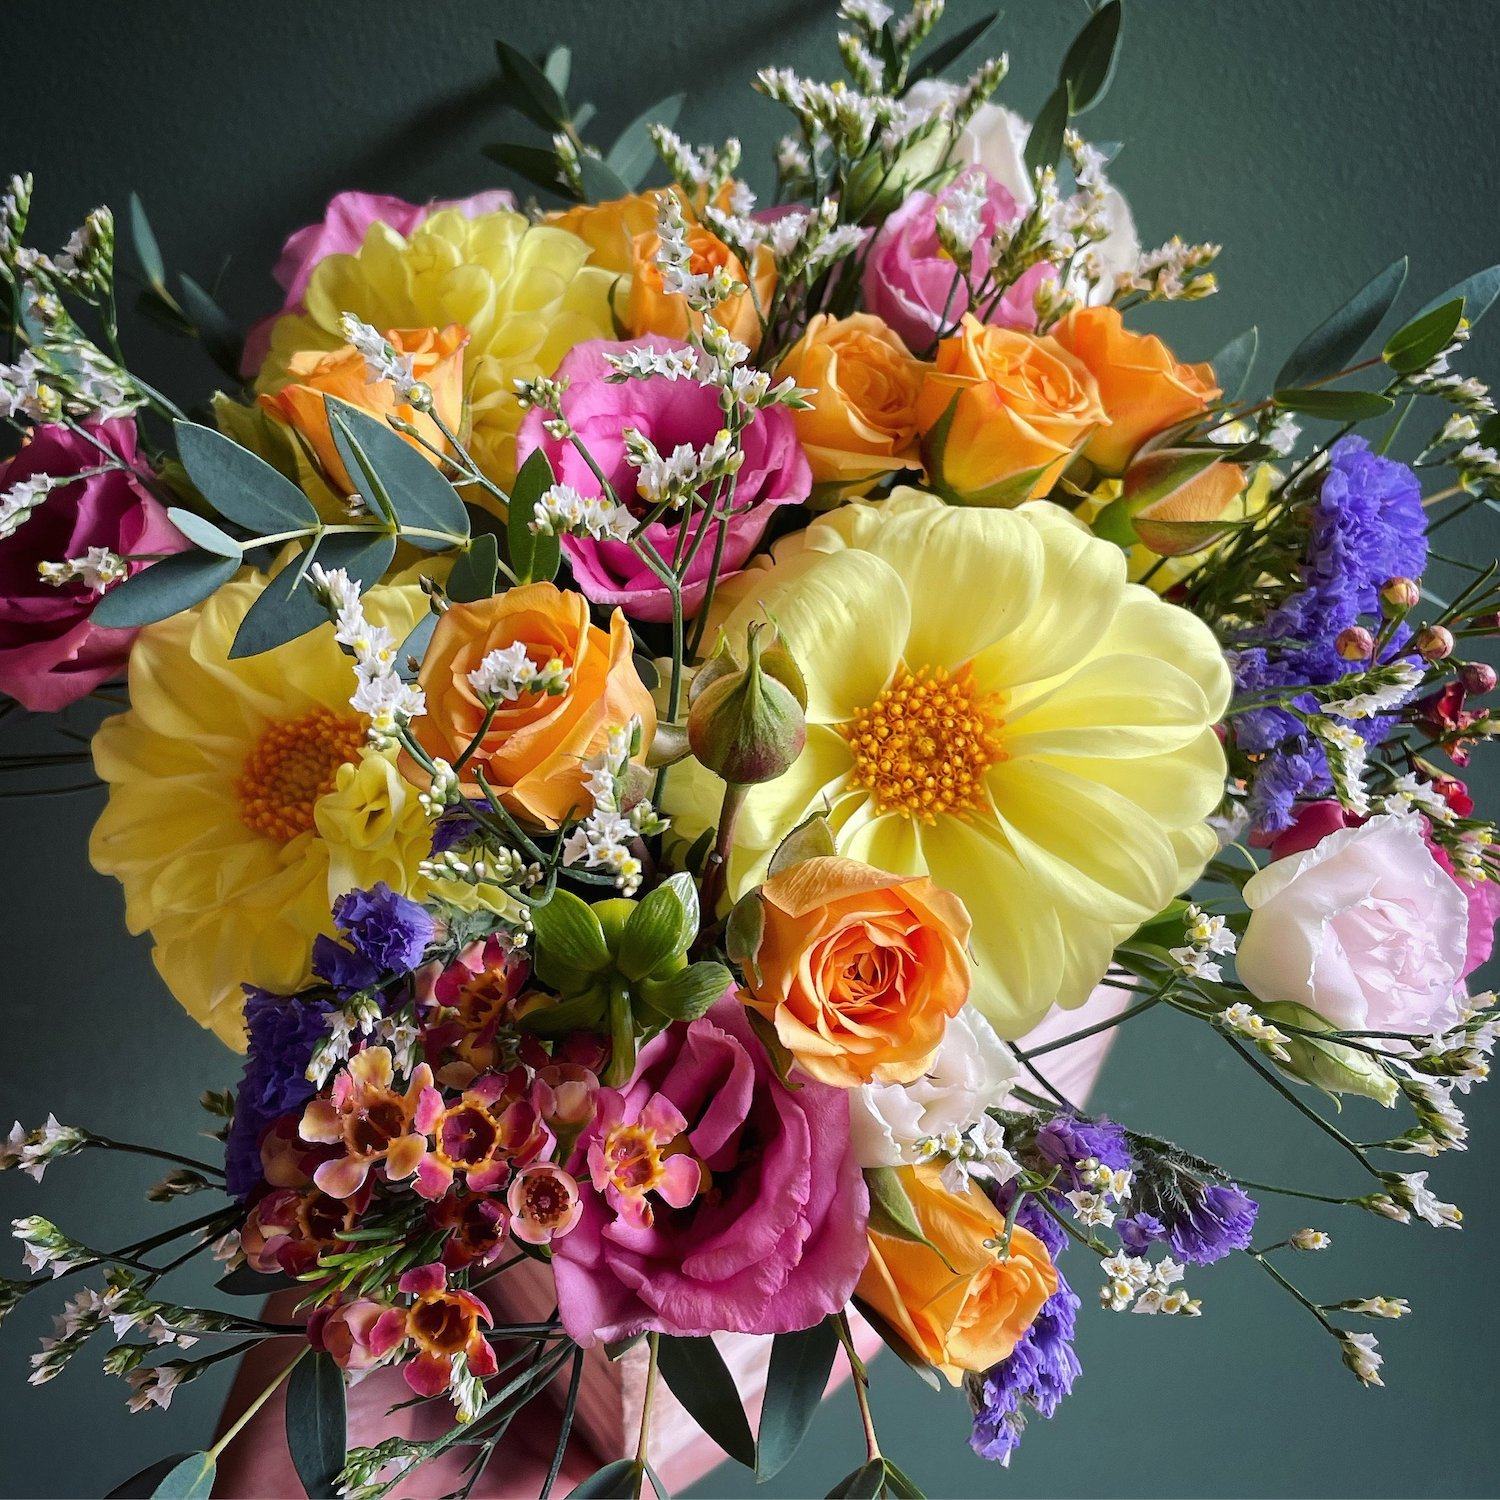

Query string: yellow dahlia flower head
664 488 1231 1038
90 569 513 1049
254 208 616 496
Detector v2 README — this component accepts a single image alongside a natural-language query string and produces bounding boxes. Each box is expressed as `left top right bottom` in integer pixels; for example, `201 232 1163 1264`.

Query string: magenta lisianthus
515 336 811 622
0 419 185 712
862 167 1053 352
551 996 869 1345
240 188 515 374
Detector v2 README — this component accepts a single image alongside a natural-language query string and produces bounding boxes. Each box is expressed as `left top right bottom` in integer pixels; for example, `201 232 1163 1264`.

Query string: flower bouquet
3 1 1499 1495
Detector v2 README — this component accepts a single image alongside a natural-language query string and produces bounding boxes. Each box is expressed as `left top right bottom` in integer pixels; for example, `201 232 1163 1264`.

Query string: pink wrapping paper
213 987 1124 1498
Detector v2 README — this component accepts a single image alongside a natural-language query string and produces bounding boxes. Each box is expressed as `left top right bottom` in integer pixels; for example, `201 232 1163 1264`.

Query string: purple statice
969 1199 1082 1465
1117 1212 1167 1253
224 987 334 1198
311 932 379 993
430 803 483 856
1163 1182 1258 1265
1033 1114 1133 1189
333 882 435 974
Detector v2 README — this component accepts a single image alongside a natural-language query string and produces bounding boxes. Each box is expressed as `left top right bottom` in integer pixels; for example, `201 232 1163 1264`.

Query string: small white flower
1290 1228 1331 1252
1344 1296 1409 1320
1339 1331 1384 1388
1065 1189 1115 1228
125 1362 187 1414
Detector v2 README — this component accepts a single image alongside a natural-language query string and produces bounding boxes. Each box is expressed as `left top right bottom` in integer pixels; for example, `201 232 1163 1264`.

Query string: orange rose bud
406 583 656 828
258 324 468 492
547 191 666 276
1096 449 1247 557
775 313 929 500
627 222 776 354
742 855 971 1087
915 315 1106 505
856 1164 1058 1383
1051 305 1220 474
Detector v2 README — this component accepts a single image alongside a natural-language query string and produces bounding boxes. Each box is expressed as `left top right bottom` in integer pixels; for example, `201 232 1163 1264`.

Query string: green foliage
174 420 319 532
287 1352 348 1499
1382 297 1465 375
656 1336 756 1468
566 1460 642 1497
447 531 501 603
1209 327 1258 403
757 1321 840 1480
508 447 562 584
1273 387 1396 421
91 551 240 628
1061 0 1123 113
1275 257 1407 389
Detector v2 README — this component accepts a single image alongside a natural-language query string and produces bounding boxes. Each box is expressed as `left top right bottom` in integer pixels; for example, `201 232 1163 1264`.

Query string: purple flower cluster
1122 1181 1258 1265
1233 436 1427 831
1033 1113 1133 1189
312 882 435 994
224 987 333 1198
969 1198 1082 1465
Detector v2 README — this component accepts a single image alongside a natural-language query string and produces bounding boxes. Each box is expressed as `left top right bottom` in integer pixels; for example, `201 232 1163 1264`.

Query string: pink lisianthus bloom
1239 812 1471 1035
1267 798 1498 978
515 336 811 622
381 1262 497 1398
411 1068 547 1201
552 996 869 1346
308 1297 401 1374
240 188 515 375
861 167 1053 353
0 419 185 712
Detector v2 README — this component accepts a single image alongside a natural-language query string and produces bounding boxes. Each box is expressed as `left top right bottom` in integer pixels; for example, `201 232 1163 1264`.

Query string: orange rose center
840 664 1004 823
237 709 365 841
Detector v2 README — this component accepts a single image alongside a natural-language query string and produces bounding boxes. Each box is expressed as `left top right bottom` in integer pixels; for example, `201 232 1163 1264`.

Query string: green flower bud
687 623 807 786
1258 1002 1400 1108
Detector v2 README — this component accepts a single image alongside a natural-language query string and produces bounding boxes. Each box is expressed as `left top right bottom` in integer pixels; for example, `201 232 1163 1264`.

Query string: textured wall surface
2 2 1499 1495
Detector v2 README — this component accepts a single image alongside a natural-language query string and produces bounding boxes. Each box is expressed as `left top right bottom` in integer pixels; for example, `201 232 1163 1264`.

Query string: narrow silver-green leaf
174 420 319 533
1061 0 1123 113
606 94 687 189
150 1453 216 1500
1209 326 1258 403
757 1321 839 1480
1275 257 1407 389
91 551 240 629
165 507 242 558
656 1335 756 1468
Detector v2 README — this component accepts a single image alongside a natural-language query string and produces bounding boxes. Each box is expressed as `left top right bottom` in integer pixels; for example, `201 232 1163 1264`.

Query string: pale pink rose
240 188 515 374
1238 814 1469 1035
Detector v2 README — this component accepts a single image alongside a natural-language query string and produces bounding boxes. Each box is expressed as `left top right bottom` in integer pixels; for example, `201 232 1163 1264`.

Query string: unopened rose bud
1416 625 1455 662
1380 577 1421 615
1459 661 1497 695
1336 626 1375 662
688 622 807 786
1470 611 1500 634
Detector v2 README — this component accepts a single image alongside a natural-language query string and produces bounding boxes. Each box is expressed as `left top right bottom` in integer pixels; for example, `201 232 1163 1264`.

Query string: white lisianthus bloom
849 1007 1019 1168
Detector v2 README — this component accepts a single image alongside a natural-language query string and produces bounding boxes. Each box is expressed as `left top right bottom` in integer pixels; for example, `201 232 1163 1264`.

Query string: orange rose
548 191 665 276
742 855 971 1087
776 314 929 500
856 1164 1058 1383
627 223 776 353
257 324 468 493
406 584 656 828
915 315 1105 503
1051 305 1220 473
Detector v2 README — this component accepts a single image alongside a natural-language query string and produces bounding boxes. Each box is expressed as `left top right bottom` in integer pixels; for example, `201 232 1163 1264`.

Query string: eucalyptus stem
633 1333 661 1497
208 1347 307 1462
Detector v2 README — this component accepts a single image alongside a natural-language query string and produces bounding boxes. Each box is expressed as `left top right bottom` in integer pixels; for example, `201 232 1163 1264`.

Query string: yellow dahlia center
840 664 1004 823
237 708 366 841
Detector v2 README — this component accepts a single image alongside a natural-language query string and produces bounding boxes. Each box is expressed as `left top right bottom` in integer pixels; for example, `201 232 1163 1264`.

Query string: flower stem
699 781 749 917
633 1332 661 1497
834 1311 880 1462
208 1346 307 1462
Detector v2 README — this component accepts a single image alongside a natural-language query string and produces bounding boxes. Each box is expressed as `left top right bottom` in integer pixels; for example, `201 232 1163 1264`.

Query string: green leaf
165 507 242 558
606 94 687 189
724 890 766 986
639 961 733 1022
578 153 634 204
1382 297 1465 375
214 1266 298 1296
543 44 572 96
828 1458 886 1499
482 141 574 199
514 987 609 1037
757 1321 839 1480
865 1166 930 1245
108 1455 199 1498
1420 263 1500 327
508 447 562 583
495 41 570 130
850 1298 941 1390
604 1332 646 1361
880 1458 926 1499
178 273 243 378
768 812 836 875
174 420 320 533
1209 327 1258 403
91 551 240 629
447 531 500 602
397 611 438 680
644 1462 671 1500
566 1460 641 1498
656 1336 756 1468
287 1352 347 1500
530 888 612 976
1024 82 1070 177
618 872 699 980
150 1453 216 1500
127 192 167 291
1272 387 1396 421
1275 257 1407 389
1061 0 1123 113
907 11 1004 84
229 529 396 658
324 398 469 550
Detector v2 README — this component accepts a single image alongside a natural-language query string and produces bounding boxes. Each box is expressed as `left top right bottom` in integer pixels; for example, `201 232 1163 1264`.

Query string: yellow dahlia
90 570 507 1049
254 207 616 494
664 488 1231 1038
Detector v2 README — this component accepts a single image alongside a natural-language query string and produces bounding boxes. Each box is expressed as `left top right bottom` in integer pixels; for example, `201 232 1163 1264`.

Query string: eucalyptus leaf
1420 263 1500 326
91 551 240 629
447 531 500 602
482 141 574 198
639 961 733 1022
1208 327 1258 403
851 1298 941 1390
174 420 320 533
397 611 439 679
165 507 242 558
618 873 699 980
543 44 571 96
757 1321 839 1480
178 273 243 377
578 153 633 204
1382 297 1465 375
1024 81 1070 176
656 1336 756 1468
508 447 562 583
827 1458 886 1499
1275 257 1407 389
128 192 167 290
495 40 570 130
1061 0 1123 113
149 1453 216 1500
1272 387 1396 421
907 12 1003 84
287 1352 347 1500
107 1454 199 1498
566 1460 642 1498
529 888 611 975
606 94 687 189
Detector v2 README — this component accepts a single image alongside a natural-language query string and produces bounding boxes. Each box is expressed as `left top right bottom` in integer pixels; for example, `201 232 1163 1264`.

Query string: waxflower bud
1335 626 1375 662
1380 577 1421 614
1459 661 1497 696
1416 625 1455 662
687 622 807 786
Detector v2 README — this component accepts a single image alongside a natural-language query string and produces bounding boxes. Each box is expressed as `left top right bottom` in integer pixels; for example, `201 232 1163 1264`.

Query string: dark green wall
3 2 1499 1495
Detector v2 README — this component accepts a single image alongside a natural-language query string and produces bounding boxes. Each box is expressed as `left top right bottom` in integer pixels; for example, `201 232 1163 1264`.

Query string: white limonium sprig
529 482 637 543
37 545 128 594
11 1217 93 1278
560 718 668 895
1118 236 1220 302
1306 715 1371 815
934 169 989 274
603 345 699 384
1338 1331 1384 1388
0 473 54 539
1361 1170 1463 1229
1216 1002 1292 1063
1100 1253 1198 1315
914 1116 1019 1196
1291 1228 1332 1251
466 640 572 705
0 1116 89 1183
1169 903 1237 982
1318 661 1424 721
1376 769 1457 824
337 313 426 405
